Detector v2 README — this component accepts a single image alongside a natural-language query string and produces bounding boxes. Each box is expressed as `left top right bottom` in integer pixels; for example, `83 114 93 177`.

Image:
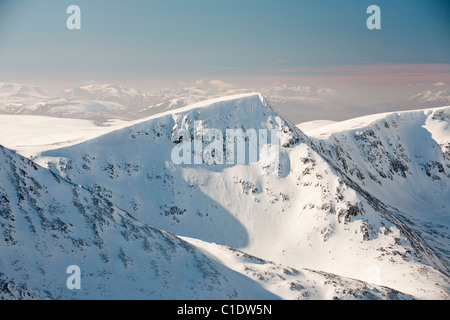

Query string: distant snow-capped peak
64 84 144 100
409 90 450 105
0 83 48 98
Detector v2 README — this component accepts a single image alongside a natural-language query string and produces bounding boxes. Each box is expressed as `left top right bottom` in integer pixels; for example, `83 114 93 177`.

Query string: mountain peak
2 92 449 299
157 92 266 115
0 82 48 98
409 90 450 106
64 84 144 100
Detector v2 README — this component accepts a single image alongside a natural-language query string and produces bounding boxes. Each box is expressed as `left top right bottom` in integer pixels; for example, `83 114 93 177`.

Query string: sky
0 0 449 102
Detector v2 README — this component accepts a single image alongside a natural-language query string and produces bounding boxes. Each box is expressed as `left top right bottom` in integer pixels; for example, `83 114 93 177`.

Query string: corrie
170 121 280 171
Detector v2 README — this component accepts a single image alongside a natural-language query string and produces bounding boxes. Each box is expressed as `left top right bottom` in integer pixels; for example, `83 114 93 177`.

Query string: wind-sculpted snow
38 94 450 299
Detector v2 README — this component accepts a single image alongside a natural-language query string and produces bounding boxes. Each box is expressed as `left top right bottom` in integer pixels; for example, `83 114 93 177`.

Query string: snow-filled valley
0 92 449 300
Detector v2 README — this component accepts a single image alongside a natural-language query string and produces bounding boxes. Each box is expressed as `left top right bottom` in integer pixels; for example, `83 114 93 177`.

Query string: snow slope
0 144 270 299
296 120 337 135
307 107 450 270
0 143 409 300
37 93 450 299
0 115 128 157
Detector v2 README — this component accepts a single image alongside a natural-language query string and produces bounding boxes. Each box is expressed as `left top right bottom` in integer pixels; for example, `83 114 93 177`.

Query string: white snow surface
0 115 128 157
0 93 449 299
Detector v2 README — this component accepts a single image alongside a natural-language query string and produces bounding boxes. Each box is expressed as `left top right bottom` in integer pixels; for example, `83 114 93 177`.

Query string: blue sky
0 0 449 86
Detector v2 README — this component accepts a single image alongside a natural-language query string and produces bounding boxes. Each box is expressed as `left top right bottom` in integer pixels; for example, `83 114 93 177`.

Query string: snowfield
0 115 127 157
0 93 449 299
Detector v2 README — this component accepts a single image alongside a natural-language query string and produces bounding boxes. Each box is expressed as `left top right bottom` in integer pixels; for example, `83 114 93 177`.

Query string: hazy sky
0 0 449 98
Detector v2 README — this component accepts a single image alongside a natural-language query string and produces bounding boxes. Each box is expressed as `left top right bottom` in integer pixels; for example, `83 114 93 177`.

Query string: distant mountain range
2 82 448 124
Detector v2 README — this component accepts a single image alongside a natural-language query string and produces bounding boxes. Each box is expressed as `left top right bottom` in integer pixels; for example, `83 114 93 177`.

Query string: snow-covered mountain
0 83 154 121
139 83 348 124
0 83 51 116
0 83 48 99
1 144 256 299
0 82 354 123
0 142 409 300
63 84 159 110
0 82 216 121
30 93 449 299
408 90 450 108
1 81 449 125
305 107 450 274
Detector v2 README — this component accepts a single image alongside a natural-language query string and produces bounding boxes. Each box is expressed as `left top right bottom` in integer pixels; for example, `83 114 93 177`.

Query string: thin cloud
209 80 233 88
408 83 425 87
